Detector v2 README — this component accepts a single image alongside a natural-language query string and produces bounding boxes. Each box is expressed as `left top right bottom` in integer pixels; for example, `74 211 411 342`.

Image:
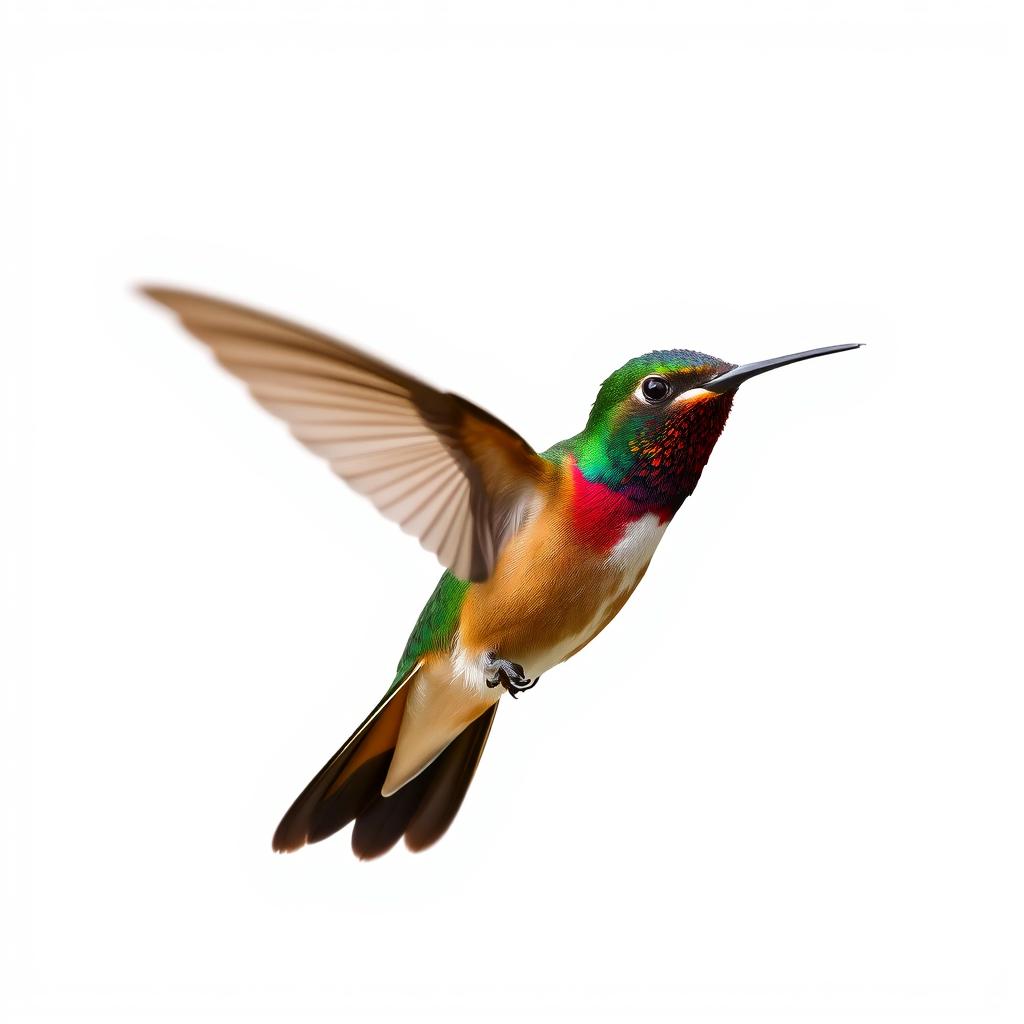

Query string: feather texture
272 672 415 853
271 662 497 857
142 287 548 581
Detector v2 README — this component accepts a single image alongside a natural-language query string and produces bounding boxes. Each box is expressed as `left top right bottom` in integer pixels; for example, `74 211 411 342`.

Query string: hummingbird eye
640 376 672 404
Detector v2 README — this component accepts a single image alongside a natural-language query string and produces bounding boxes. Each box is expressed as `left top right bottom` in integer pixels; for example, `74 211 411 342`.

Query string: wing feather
144 287 549 580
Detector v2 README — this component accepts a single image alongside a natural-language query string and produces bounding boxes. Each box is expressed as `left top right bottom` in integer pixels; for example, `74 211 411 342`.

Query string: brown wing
142 287 549 581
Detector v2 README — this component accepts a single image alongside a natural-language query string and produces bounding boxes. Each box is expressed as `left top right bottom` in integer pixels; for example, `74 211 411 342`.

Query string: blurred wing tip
137 283 252 318
137 283 186 306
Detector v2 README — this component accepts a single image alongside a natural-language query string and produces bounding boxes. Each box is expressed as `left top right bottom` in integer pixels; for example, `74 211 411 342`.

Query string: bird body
384 465 673 797
372 383 737 802
144 287 857 859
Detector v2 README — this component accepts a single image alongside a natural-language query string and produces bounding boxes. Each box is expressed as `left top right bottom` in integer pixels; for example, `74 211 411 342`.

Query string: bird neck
563 459 672 552
556 394 734 518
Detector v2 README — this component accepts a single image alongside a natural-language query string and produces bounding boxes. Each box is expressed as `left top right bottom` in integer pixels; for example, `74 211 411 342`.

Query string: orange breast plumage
456 458 670 681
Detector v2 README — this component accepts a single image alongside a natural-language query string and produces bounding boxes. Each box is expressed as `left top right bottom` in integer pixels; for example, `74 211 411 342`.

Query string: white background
2 2 1022 1021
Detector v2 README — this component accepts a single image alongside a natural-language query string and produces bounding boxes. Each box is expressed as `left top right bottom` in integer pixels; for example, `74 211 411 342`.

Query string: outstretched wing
143 287 549 581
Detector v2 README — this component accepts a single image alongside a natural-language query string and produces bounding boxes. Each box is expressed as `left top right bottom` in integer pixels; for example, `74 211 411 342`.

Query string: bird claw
485 656 538 698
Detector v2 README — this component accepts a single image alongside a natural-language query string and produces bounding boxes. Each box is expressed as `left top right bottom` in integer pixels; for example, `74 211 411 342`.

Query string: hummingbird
143 288 859 860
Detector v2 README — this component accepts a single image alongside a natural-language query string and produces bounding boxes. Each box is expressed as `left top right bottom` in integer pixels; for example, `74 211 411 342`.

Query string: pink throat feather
567 460 673 553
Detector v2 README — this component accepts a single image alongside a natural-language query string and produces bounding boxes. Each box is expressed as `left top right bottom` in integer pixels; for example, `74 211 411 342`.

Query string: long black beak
704 343 862 394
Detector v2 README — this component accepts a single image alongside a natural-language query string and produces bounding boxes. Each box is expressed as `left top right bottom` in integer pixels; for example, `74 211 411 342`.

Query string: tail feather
272 677 413 853
307 753 390 846
273 670 498 858
351 703 498 859
351 767 435 859
405 702 497 852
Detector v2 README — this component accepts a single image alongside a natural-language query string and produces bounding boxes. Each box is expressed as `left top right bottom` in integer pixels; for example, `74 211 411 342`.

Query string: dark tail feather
352 703 498 860
404 702 497 852
350 768 435 859
307 752 391 846
272 680 411 853
273 679 498 859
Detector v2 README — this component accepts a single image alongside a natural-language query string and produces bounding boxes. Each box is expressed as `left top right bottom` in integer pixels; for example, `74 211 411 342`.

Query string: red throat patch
567 461 672 553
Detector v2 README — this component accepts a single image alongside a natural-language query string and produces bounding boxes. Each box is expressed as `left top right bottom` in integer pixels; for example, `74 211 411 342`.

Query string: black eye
641 376 671 404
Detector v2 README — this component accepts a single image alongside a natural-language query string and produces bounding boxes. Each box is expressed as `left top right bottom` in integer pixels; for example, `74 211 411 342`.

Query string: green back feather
391 571 471 688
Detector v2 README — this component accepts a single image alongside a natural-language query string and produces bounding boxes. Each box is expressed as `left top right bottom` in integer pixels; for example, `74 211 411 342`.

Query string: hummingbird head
572 343 860 512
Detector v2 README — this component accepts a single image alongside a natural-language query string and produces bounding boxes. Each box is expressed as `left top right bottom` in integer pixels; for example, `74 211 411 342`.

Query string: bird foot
485 656 538 698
